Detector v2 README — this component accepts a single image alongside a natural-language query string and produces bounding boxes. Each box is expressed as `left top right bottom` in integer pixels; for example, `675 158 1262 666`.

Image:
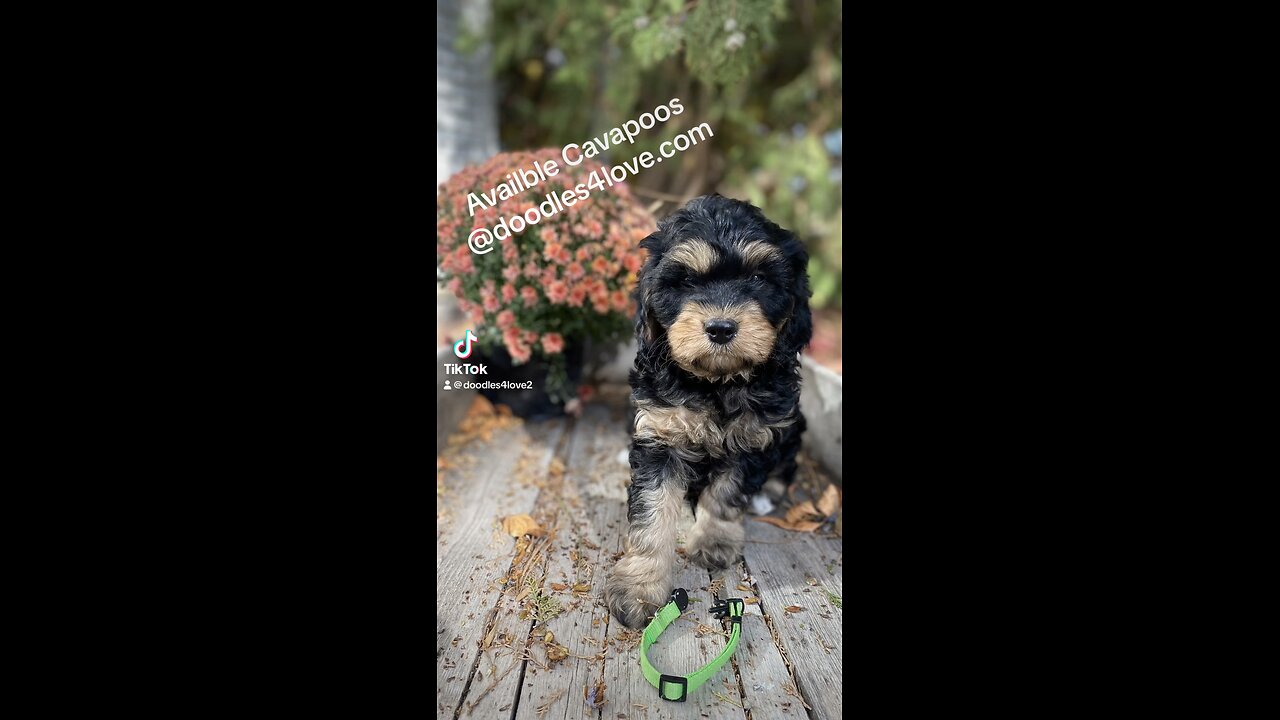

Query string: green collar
639 588 744 702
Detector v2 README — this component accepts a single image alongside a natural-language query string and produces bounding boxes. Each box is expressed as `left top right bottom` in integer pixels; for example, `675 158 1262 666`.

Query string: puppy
604 194 813 629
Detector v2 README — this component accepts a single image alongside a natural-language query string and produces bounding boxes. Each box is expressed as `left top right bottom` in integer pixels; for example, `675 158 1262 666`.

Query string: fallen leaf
816 484 841 516
585 681 608 709
544 631 554 644
805 578 818 586
546 643 568 663
550 583 568 591
752 516 793 530
744 597 759 604
785 502 822 524
502 514 545 538
573 583 591 593
736 584 752 591
784 605 805 614
754 516 823 532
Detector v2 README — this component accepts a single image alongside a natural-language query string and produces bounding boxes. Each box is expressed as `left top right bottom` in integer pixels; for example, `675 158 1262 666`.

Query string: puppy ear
634 231 664 346
777 231 814 358
633 285 662 345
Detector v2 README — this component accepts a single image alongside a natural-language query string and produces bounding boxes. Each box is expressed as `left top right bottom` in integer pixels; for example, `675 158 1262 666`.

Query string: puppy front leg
604 444 689 629
686 467 747 571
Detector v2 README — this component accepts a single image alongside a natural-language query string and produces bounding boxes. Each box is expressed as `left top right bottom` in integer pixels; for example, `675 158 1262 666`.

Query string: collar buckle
659 674 688 702
710 598 744 623
669 588 689 612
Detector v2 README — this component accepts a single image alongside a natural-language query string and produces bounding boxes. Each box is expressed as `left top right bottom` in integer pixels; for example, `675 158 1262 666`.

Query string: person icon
443 380 452 390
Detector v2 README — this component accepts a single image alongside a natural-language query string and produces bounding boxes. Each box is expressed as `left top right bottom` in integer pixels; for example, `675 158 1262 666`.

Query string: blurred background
438 0 842 372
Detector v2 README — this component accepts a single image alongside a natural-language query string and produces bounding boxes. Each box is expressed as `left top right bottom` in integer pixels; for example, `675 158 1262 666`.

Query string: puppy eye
752 273 765 282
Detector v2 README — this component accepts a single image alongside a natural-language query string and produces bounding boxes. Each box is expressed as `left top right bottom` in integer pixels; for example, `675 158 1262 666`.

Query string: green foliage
686 0 785 84
525 575 564 624
609 0 785 84
727 133 842 308
468 0 842 308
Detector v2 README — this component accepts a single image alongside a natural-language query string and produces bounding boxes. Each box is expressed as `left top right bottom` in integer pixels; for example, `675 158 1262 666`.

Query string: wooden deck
437 399 843 719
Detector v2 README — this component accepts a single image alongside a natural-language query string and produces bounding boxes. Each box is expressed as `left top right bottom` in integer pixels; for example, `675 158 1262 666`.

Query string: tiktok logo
453 329 477 359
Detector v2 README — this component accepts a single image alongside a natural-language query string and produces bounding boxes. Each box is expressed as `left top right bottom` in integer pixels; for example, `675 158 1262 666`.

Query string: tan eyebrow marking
665 239 718 274
740 240 782 269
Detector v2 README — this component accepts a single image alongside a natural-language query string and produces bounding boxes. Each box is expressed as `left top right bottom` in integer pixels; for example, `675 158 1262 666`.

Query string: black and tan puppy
604 194 813 629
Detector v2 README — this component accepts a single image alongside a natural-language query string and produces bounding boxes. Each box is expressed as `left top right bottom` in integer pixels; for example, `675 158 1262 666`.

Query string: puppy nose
704 319 738 345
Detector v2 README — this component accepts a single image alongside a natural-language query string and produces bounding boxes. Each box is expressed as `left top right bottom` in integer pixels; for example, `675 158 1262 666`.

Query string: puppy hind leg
763 415 805 502
686 468 747 571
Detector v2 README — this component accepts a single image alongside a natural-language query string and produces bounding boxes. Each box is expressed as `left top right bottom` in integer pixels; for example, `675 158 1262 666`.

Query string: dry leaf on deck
546 643 569 663
585 681 607 709
754 516 824 532
784 605 805 614
753 485 839 533
501 514 545 537
785 502 821 523
744 597 759 605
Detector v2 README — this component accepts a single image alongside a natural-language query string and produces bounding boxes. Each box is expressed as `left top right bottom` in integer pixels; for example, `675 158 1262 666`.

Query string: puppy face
637 195 812 380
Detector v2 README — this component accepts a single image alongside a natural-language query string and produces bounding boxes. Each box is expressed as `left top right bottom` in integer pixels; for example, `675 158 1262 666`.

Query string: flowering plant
437 149 652 401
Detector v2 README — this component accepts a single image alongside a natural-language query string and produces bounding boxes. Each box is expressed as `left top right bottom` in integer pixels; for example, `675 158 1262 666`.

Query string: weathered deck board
458 420 581 719
515 403 630 720
742 523 844 720
436 418 566 718
435 399 843 720
708 564 808 719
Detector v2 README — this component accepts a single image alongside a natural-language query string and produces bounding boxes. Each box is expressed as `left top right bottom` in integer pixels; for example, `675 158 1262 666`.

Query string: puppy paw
686 535 743 571
761 478 787 503
687 515 745 571
604 555 671 629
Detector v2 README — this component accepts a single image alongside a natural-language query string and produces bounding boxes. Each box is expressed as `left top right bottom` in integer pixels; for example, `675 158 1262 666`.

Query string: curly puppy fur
604 194 813 629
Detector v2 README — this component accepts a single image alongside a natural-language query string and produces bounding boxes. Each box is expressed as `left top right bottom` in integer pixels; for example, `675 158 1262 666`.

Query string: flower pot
474 340 586 419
